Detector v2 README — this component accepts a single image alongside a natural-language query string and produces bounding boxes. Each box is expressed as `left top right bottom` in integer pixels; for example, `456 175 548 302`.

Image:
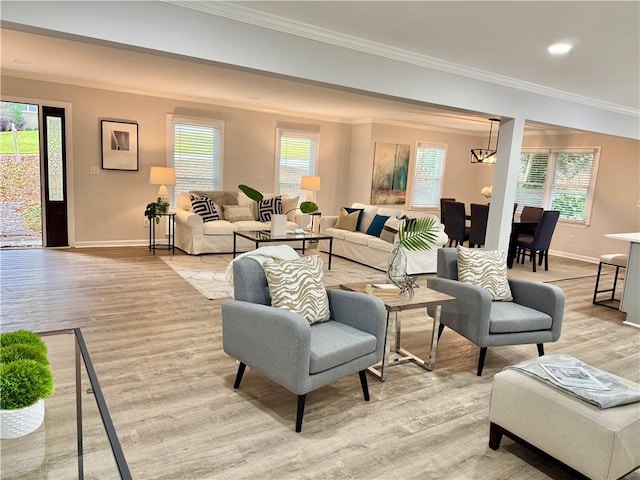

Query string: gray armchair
222 258 387 432
427 248 564 376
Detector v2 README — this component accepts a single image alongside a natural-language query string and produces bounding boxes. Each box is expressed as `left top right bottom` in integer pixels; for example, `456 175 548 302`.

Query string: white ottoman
489 369 640 480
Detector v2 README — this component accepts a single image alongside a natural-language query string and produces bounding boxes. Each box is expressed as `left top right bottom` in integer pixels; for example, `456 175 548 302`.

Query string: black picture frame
101 120 139 171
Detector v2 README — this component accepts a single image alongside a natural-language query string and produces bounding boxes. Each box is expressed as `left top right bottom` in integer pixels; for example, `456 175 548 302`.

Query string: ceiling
1 1 638 134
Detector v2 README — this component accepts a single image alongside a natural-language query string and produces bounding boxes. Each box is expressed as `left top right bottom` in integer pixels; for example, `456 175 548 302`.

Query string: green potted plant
0 330 54 439
144 197 170 224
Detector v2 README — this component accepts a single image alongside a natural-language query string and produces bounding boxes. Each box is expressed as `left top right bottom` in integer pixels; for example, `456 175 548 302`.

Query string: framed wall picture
370 142 410 205
101 120 139 171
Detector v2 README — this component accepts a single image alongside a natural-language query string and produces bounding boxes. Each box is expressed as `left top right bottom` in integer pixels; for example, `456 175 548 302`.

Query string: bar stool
592 253 628 308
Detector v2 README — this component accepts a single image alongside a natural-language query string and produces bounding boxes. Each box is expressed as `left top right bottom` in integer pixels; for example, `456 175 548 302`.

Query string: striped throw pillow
262 255 331 324
257 196 283 222
457 246 513 301
190 194 220 222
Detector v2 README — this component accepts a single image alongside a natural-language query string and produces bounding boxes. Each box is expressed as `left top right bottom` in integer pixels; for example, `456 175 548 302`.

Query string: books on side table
365 283 401 296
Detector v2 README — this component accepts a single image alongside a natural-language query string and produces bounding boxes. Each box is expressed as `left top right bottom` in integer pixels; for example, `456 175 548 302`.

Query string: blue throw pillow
366 214 391 237
344 207 365 231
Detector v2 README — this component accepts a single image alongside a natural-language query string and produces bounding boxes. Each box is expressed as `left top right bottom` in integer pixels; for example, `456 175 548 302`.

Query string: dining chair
440 198 455 227
516 210 561 272
469 203 489 248
518 206 544 238
443 201 469 247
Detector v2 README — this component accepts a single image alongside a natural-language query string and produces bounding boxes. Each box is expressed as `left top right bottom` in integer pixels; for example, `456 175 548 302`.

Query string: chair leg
592 262 604 304
611 266 621 302
437 323 445 341
359 370 370 401
531 250 537 272
233 362 246 389
537 343 544 356
544 249 549 271
295 394 306 433
477 347 488 376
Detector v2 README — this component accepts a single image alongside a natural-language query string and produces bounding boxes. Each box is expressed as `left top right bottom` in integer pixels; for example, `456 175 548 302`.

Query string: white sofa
174 191 302 255
319 203 448 274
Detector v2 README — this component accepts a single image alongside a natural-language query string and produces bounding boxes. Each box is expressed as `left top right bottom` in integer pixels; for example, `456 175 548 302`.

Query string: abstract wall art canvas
370 142 410 205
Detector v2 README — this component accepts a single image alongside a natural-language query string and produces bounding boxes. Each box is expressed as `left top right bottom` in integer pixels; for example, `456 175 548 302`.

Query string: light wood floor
1 247 638 479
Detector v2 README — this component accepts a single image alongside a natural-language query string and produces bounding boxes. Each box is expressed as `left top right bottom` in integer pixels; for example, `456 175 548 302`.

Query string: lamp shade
300 175 321 192
149 167 176 186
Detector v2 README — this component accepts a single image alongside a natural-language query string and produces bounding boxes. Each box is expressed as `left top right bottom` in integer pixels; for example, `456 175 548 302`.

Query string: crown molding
167 1 638 117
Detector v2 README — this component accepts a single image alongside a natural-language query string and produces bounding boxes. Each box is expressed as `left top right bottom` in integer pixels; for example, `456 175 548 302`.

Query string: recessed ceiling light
13 59 31 65
548 43 572 55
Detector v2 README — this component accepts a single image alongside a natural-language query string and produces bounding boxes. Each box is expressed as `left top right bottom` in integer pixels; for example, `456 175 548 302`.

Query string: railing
2 328 132 479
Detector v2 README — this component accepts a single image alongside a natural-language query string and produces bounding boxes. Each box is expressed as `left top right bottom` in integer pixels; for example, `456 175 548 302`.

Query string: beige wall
2 75 638 259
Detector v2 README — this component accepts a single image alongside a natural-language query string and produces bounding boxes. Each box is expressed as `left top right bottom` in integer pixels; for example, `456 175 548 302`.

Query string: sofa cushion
344 207 365 231
368 236 394 252
202 220 238 236
457 246 513 301
366 214 390 237
177 192 193 211
351 203 379 233
262 255 330 325
343 231 371 246
282 196 300 221
325 227 347 240
257 196 282 222
190 194 221 222
233 220 270 231
334 209 360 231
377 207 403 218
223 205 254 222
309 321 377 374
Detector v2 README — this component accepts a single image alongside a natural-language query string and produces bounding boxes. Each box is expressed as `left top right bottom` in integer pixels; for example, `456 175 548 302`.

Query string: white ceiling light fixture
548 43 573 55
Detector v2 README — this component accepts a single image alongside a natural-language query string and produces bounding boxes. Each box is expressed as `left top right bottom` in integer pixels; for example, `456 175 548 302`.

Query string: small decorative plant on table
0 330 54 439
388 217 439 296
144 197 170 224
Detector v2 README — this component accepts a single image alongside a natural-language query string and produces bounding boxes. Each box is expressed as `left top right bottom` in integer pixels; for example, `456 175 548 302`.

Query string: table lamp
300 175 320 202
149 167 176 201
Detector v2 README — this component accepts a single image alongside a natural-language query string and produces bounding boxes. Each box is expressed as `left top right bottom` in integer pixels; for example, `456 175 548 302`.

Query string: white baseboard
548 249 599 264
74 240 148 248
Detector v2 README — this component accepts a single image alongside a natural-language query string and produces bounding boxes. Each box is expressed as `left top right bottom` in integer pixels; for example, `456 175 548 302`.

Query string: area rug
160 255 234 300
506 256 599 283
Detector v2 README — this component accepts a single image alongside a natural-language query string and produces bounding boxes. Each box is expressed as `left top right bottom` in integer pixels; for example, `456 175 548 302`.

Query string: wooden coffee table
340 281 456 381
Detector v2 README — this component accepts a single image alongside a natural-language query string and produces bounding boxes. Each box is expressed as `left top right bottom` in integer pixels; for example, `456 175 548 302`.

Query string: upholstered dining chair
440 197 456 227
427 248 564 376
516 210 561 272
518 206 544 237
469 203 489 248
443 201 469 247
221 257 387 432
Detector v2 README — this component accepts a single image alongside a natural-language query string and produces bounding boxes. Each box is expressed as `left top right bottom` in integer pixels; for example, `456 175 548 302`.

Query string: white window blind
516 148 599 223
276 129 318 198
171 117 223 205
410 143 446 208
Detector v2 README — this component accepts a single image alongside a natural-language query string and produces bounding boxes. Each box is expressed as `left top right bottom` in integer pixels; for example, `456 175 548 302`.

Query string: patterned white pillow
262 255 331 324
190 194 220 222
223 205 254 222
257 196 283 222
457 246 513 301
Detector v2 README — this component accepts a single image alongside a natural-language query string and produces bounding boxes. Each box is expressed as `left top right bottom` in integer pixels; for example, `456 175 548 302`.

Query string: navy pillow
344 207 365 231
366 214 391 237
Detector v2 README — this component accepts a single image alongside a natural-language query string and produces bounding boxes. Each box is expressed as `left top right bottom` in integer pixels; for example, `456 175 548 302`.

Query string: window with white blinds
276 129 318 198
170 117 223 205
516 148 599 223
410 142 447 208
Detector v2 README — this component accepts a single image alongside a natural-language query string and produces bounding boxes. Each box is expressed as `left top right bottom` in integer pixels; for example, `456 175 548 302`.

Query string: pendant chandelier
471 118 500 164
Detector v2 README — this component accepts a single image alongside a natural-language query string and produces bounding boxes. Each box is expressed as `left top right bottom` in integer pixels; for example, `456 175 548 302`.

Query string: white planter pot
271 214 287 236
0 399 45 439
